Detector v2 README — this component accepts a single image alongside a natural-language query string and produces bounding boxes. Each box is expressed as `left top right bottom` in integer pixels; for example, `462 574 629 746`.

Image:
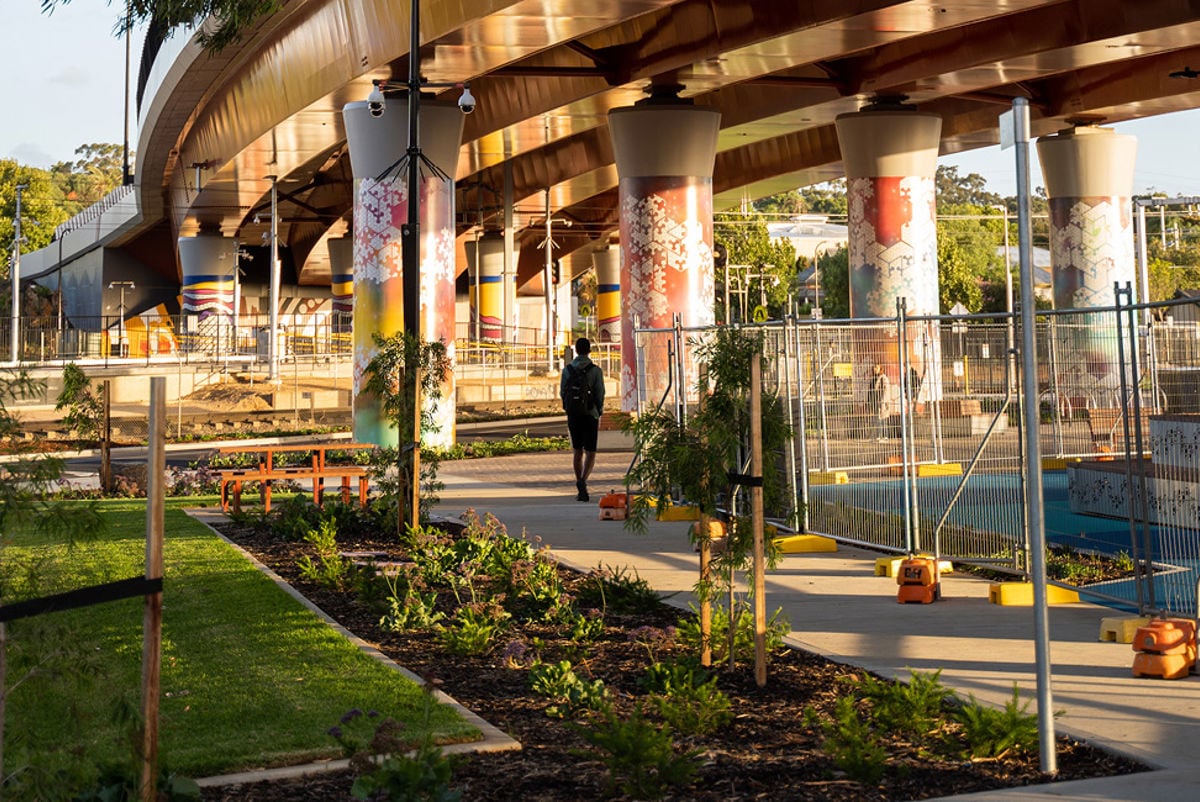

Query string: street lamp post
810 239 835 318
109 281 135 357
11 185 26 364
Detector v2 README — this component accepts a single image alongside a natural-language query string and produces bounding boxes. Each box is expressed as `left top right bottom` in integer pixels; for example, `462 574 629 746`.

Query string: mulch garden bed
201 514 1147 802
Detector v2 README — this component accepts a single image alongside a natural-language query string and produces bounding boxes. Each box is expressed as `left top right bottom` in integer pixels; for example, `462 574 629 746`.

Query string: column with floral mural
609 91 720 411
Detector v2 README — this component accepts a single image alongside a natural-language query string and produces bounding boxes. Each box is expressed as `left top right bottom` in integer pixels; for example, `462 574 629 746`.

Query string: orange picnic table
217 442 377 513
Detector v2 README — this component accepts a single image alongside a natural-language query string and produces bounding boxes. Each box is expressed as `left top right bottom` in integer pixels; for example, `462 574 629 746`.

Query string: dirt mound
185 381 273 412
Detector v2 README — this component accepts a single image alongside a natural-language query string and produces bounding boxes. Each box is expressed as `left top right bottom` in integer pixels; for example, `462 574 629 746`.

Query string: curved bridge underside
121 0 1200 291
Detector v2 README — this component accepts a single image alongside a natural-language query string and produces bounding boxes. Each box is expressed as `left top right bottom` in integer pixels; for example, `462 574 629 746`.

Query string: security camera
367 83 386 118
458 85 476 114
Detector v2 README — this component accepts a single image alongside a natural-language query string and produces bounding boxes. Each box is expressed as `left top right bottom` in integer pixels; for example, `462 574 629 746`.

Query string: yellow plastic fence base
1042 457 1080 471
988 582 1080 606
874 556 954 578
917 462 963 477
656 504 700 522
1100 616 1152 643
773 534 838 554
808 471 849 485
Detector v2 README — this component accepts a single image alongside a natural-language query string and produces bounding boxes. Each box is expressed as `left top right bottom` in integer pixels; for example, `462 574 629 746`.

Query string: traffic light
552 259 561 285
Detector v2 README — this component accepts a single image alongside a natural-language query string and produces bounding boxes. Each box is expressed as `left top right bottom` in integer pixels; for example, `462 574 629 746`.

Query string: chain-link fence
633 293 1200 615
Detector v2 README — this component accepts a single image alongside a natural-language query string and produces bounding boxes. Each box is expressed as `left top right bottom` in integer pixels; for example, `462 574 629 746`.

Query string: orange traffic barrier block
896 557 938 604
1131 618 1197 680
1132 651 1194 680
598 491 628 521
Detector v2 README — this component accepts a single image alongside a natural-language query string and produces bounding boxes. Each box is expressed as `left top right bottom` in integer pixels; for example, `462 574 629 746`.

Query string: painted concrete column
609 93 720 411
592 247 621 343
178 231 237 351
343 98 464 448
464 233 505 341
1037 126 1137 391
327 234 354 330
835 108 942 405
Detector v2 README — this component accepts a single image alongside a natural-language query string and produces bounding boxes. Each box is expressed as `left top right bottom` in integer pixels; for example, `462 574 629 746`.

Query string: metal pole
473 229 481 344
401 0 423 532
267 175 281 382
57 227 65 337
897 298 915 553
782 316 800 528
796 320 811 532
544 188 555 372
1011 96 1057 775
11 185 25 364
503 161 514 346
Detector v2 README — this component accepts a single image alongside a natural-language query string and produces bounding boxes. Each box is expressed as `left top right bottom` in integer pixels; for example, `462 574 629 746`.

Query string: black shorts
566 413 600 452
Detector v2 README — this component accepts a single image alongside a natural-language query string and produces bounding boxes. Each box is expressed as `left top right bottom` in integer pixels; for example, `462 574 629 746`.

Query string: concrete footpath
437 450 1200 802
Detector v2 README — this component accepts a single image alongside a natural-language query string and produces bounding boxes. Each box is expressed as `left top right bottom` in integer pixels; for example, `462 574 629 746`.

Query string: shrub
437 600 511 656
676 601 789 665
572 705 698 800
954 684 1042 760
296 518 353 590
328 692 462 802
528 659 610 719
641 662 731 736
851 669 951 742
821 696 888 784
575 563 664 616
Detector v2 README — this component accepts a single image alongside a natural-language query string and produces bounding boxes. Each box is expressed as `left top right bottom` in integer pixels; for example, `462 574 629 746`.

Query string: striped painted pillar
464 232 505 341
326 234 354 331
609 91 720 411
836 108 943 403
593 248 621 343
343 98 463 448
1037 126 1137 391
178 231 237 351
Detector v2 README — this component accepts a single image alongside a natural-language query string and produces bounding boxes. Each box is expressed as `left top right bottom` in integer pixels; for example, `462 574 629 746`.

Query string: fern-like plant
954 684 1041 760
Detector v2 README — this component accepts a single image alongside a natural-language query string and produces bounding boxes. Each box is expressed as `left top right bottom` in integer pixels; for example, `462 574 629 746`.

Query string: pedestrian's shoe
576 479 589 502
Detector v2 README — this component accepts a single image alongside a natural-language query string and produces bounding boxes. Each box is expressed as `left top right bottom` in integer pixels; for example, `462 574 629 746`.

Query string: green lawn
1 497 478 789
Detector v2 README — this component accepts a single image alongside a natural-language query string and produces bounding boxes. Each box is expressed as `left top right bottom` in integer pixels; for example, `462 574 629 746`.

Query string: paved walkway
437 451 1200 801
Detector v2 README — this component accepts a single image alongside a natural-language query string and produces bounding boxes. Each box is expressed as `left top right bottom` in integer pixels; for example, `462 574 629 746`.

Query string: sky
5 4 1200 197
2 3 139 169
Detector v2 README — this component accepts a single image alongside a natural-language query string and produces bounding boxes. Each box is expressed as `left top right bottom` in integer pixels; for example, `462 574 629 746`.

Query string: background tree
935 166 1004 209
0 160 70 273
714 212 796 321
797 180 848 217
1146 239 1200 302
814 245 849 319
49 143 128 212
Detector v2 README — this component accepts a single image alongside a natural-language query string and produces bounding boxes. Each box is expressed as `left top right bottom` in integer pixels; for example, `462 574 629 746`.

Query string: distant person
868 364 890 441
560 337 605 501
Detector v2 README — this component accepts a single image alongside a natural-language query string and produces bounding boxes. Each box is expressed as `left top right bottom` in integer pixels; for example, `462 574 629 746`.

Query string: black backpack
563 364 596 416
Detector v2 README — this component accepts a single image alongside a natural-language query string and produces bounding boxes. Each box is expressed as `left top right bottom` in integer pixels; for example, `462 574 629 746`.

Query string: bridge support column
465 233 505 341
343 99 463 448
178 230 237 352
835 108 943 406
609 88 720 412
1037 126 1138 392
327 235 354 330
593 248 621 343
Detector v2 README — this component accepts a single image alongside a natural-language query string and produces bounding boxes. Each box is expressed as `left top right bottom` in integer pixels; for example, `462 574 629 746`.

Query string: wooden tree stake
751 356 767 687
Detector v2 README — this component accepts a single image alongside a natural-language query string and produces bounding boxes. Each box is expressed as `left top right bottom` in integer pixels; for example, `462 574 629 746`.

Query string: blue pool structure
811 470 1199 615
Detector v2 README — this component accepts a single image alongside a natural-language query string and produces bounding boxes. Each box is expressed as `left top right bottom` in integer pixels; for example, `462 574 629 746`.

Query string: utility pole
267 175 281 383
11 184 26 364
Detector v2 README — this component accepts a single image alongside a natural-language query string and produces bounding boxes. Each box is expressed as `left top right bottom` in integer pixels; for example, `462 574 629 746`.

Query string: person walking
868 363 890 441
561 337 605 501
